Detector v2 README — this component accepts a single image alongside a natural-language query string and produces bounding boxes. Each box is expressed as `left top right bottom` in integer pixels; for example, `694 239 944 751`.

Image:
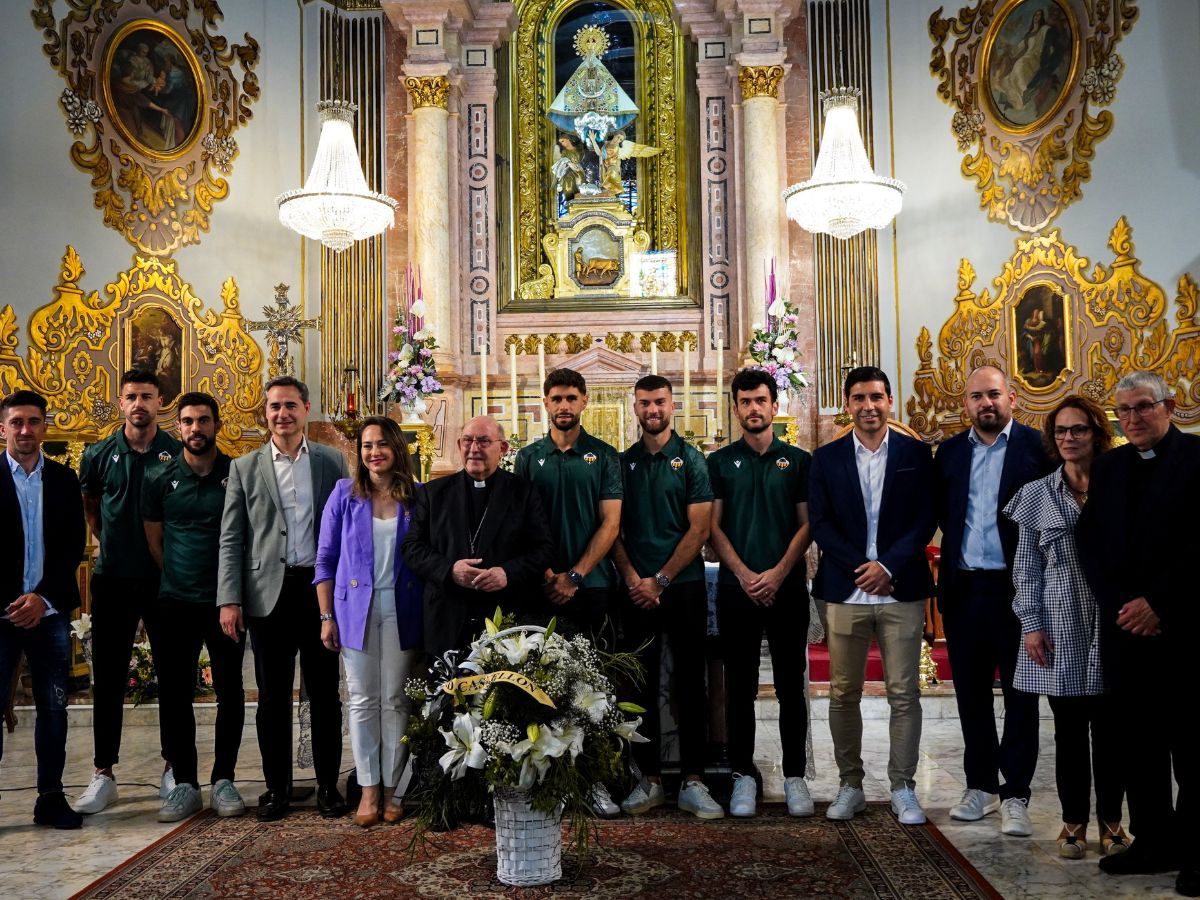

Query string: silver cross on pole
246 284 322 379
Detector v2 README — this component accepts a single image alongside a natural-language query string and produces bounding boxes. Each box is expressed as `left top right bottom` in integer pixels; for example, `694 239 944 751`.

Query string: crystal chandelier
276 2 396 251
783 88 905 240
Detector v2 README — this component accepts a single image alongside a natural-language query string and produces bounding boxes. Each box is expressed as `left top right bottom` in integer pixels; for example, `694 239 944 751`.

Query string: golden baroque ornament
738 65 785 100
404 76 451 110
928 0 1138 232
32 1 261 256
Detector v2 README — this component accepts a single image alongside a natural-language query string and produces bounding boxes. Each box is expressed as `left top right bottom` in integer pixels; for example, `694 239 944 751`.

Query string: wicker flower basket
493 786 563 886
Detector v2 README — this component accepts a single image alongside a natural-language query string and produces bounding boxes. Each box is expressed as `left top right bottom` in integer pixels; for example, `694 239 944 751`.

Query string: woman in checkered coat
1003 395 1126 860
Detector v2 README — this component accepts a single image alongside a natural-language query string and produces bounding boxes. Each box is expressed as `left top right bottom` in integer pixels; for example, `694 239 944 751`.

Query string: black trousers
718 580 809 779
1111 630 1194 849
247 569 342 794
554 587 615 651
941 570 1040 800
621 580 709 778
89 573 164 770
1046 694 1123 824
155 598 246 789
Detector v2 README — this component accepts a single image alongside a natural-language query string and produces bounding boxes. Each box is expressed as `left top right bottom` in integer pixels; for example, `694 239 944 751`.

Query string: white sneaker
678 780 724 819
825 783 867 820
949 788 1001 822
158 783 202 823
210 779 246 818
160 766 176 800
590 783 620 819
620 781 665 815
73 772 118 814
729 773 757 817
785 777 814 817
1000 797 1033 836
890 787 927 825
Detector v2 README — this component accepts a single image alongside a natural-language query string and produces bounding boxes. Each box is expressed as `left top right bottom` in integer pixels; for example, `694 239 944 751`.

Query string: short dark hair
1 390 48 419
634 374 673 394
544 367 586 396
731 367 777 402
844 366 892 399
264 375 310 404
176 391 220 421
120 368 160 391
1043 394 1113 463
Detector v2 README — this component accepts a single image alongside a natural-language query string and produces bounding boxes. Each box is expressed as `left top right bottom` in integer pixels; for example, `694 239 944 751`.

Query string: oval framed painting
100 20 205 161
981 0 1081 135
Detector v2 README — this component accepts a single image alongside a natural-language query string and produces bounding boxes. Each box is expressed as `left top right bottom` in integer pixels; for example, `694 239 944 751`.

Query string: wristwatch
319 612 335 622
567 570 584 587
654 571 671 589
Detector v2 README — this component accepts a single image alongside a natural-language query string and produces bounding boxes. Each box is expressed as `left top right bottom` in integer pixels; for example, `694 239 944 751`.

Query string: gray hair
1114 371 1170 401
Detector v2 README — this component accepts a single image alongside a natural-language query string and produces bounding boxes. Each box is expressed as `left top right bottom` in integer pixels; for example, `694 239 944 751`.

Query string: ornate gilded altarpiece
907 219 1200 440
31 0 260 255
929 0 1137 232
0 247 265 454
509 0 692 309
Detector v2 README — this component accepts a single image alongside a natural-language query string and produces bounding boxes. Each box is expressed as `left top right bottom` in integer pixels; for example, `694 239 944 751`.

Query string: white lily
767 296 786 319
398 343 414 365
496 631 543 667
572 684 610 724
614 716 650 744
771 347 795 364
69 614 92 640
438 712 488 779
410 298 427 319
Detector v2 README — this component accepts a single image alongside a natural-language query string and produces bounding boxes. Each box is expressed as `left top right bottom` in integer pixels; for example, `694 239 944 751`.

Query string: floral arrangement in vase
747 258 809 397
403 609 645 855
379 263 442 422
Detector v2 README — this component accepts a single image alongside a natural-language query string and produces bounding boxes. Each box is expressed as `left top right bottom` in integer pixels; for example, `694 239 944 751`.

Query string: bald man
402 417 554 658
934 366 1051 837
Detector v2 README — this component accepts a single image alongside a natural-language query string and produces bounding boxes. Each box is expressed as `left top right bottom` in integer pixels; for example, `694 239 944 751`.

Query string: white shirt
845 430 895 605
271 436 315 566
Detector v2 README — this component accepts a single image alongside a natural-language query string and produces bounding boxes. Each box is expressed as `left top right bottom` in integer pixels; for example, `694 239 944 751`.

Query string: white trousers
342 589 418 789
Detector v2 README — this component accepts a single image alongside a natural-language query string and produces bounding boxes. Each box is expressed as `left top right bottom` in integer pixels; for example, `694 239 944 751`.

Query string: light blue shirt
7 450 55 615
959 418 1013 571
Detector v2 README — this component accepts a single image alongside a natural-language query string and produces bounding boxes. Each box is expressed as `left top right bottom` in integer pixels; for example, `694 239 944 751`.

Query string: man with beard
515 368 622 641
403 416 554 659
707 368 814 819
934 365 1050 837
143 392 245 822
1077 372 1200 894
809 367 937 825
75 369 182 815
611 375 721 819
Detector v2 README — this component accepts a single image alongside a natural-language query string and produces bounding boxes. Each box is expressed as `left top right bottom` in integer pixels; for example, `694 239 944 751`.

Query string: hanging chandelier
276 2 396 251
783 88 904 240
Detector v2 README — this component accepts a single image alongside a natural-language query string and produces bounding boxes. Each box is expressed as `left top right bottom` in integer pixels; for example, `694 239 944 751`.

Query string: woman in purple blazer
316 416 422 826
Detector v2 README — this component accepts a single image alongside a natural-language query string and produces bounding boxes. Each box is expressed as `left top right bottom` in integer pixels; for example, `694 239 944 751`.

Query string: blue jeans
0 613 71 794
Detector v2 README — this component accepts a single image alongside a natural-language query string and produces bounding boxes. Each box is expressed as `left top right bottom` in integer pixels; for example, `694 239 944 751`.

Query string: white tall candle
683 341 691 432
618 397 625 448
480 342 488 413
650 338 658 375
716 336 724 431
509 344 518 438
537 341 547 433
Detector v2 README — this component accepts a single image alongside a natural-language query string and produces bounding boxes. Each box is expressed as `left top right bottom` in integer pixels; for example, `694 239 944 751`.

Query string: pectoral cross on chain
246 284 322 378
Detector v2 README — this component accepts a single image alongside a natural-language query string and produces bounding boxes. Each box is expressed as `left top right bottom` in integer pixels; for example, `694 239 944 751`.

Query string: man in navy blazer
934 365 1050 837
810 367 936 826
0 390 86 829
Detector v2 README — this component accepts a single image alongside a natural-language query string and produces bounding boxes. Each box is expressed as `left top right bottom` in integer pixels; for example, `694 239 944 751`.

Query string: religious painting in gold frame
1010 281 1072 393
929 0 1138 232
507 0 693 310
125 303 186 407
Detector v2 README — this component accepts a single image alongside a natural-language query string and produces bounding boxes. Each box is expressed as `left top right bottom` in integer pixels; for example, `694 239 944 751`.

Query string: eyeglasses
1113 399 1166 420
458 436 496 449
1053 425 1093 440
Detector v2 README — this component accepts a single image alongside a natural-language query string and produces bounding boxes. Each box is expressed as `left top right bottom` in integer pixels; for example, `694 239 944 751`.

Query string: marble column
738 64 786 343
403 74 453 368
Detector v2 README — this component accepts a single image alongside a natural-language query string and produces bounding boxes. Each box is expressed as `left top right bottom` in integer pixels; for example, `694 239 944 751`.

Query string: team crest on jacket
775 457 790 470
733 459 742 469
221 477 229 488
537 458 546 467
158 451 173 463
628 462 637 471
583 452 597 465
112 454 119 462
170 480 179 490
670 456 684 470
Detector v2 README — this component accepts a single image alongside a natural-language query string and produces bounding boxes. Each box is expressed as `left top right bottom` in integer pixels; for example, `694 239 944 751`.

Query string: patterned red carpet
73 804 1001 899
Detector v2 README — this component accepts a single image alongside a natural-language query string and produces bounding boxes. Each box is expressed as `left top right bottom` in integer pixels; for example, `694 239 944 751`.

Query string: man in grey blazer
217 376 349 821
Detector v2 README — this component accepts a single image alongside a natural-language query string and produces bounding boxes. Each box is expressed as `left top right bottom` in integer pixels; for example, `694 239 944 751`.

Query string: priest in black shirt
402 416 554 658
1077 371 1200 894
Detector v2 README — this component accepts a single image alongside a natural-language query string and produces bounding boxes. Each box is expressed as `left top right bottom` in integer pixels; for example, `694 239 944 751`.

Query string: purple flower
785 339 798 350
407 365 423 376
401 386 418 401
389 350 401 362
419 347 432 358
776 374 790 390
392 325 403 335
420 375 441 393
753 341 770 354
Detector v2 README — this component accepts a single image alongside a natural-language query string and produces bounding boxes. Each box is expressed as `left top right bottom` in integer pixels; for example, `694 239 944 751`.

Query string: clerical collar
1138 448 1156 460
473 479 487 488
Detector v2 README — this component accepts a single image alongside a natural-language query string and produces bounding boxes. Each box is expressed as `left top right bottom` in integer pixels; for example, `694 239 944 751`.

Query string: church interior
0 0 1196 897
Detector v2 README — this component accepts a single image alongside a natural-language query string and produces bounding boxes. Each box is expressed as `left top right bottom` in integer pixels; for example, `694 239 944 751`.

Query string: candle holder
330 361 362 441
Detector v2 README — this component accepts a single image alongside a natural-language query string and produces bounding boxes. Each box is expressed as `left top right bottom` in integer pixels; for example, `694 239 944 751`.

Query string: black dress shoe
256 789 291 822
1178 867 1200 897
34 792 83 830
317 786 348 819
1098 840 1180 875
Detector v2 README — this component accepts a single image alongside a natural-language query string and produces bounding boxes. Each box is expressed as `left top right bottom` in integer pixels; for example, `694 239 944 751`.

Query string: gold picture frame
929 0 1138 232
1009 280 1073 394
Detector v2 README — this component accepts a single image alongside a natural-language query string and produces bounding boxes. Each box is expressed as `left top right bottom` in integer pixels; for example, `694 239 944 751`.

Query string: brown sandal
1057 823 1087 859
1099 821 1129 856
